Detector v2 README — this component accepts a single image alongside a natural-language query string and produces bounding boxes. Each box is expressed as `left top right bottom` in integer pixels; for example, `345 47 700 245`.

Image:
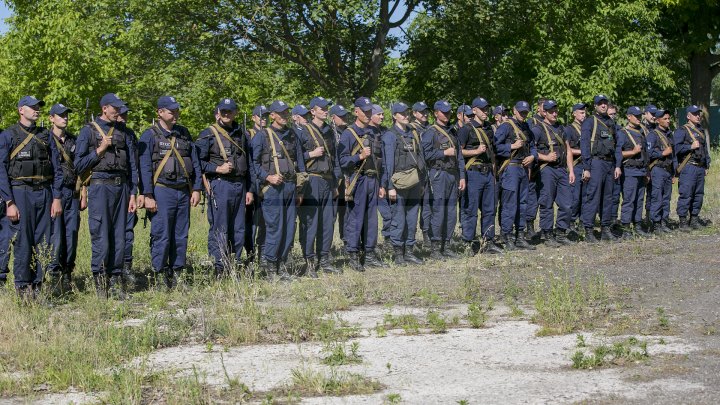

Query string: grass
571 336 650 369
321 341 363 366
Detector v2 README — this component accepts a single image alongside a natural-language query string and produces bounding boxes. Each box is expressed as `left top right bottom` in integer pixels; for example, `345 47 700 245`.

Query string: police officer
369 104 392 247
139 96 202 288
495 101 537 250
244 105 268 265
0 120 8 289
674 105 711 230
641 104 658 228
75 93 138 299
0 96 63 299
580 95 622 242
297 97 342 276
606 103 623 233
532 100 575 246
292 104 310 130
47 103 79 296
525 98 547 241
330 104 350 245
564 103 586 234
455 104 473 131
252 100 306 280
382 102 425 265
116 104 139 289
646 109 675 233
458 97 502 254
616 107 649 239
491 105 509 132
421 100 466 259
410 101 432 246
338 97 385 272
197 98 254 278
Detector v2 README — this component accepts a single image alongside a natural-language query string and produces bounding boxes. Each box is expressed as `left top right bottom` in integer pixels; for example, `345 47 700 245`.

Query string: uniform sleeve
614 132 623 169
457 125 471 149
190 139 203 192
580 117 593 172
296 127 313 162
421 128 443 163
494 124 511 158
138 129 155 196
251 130 269 183
0 131 14 202
196 129 218 174
293 129 306 173
527 127 538 161
48 133 63 199
73 126 101 175
243 134 256 194
338 130 361 170
673 128 692 157
455 134 466 179
126 131 138 195
382 131 396 190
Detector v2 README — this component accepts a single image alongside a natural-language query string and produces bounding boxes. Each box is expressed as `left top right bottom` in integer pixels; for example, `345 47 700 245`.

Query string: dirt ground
5 231 720 404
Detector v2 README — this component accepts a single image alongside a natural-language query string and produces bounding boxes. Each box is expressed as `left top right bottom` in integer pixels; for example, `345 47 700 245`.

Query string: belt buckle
114 177 122 186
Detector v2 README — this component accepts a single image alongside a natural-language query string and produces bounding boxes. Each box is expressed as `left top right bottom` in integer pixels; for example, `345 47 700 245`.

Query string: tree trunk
689 51 713 110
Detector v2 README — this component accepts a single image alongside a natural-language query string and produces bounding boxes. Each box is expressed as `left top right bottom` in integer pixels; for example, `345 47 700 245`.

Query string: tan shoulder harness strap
432 124 456 149
10 126 41 160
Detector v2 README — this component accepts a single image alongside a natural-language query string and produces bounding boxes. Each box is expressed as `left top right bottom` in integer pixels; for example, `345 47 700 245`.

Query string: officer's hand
310 146 325 158
614 167 622 180
266 174 283 185
333 187 339 199
6 202 19 223
79 188 88 211
296 195 303 206
216 162 233 174
691 140 700 150
569 170 576 185
582 170 591 182
136 194 145 209
378 187 386 199
511 139 524 150
672 176 677 184
388 189 397 202
359 147 371 160
663 146 672 157
522 156 534 167
478 144 487 154
143 196 157 213
443 147 456 156
190 191 201 207
51 198 63 219
633 145 642 154
128 194 137 213
245 192 254 205
706 169 709 176
96 136 112 155
547 152 558 162
458 179 466 191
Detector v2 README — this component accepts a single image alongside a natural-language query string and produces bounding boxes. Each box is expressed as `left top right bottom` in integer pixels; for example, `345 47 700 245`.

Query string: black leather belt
468 164 493 174
13 183 50 191
89 176 125 186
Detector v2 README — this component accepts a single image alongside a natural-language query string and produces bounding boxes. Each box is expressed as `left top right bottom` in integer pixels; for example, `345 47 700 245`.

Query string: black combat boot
689 216 701 230
348 252 365 272
277 261 294 282
122 262 136 290
677 217 689 232
600 226 618 242
93 273 107 299
305 259 319 279
108 274 126 300
542 230 560 247
422 231 431 247
404 246 423 265
634 223 650 238
584 228 598 243
49 272 64 297
429 241 444 260
319 255 341 274
483 238 504 253
555 229 573 246
259 257 276 281
164 268 178 290
441 241 460 258
393 246 406 266
364 250 387 268
502 233 517 251
525 222 537 241
515 231 536 250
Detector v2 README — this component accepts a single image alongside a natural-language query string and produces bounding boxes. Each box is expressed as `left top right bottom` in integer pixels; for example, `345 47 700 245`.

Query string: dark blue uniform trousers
49 186 79 275
611 177 621 222
500 165 528 235
124 199 138 265
10 186 53 287
388 184 421 247
150 186 190 273
344 174 378 253
526 172 540 225
0 205 12 283
207 178 246 270
649 166 672 223
429 169 459 242
299 175 334 259
581 159 615 228
539 166 572 231
378 193 392 240
677 164 705 218
461 169 496 241
419 178 431 234
261 181 296 262
88 183 128 276
243 197 262 259
570 165 584 223
620 173 646 225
